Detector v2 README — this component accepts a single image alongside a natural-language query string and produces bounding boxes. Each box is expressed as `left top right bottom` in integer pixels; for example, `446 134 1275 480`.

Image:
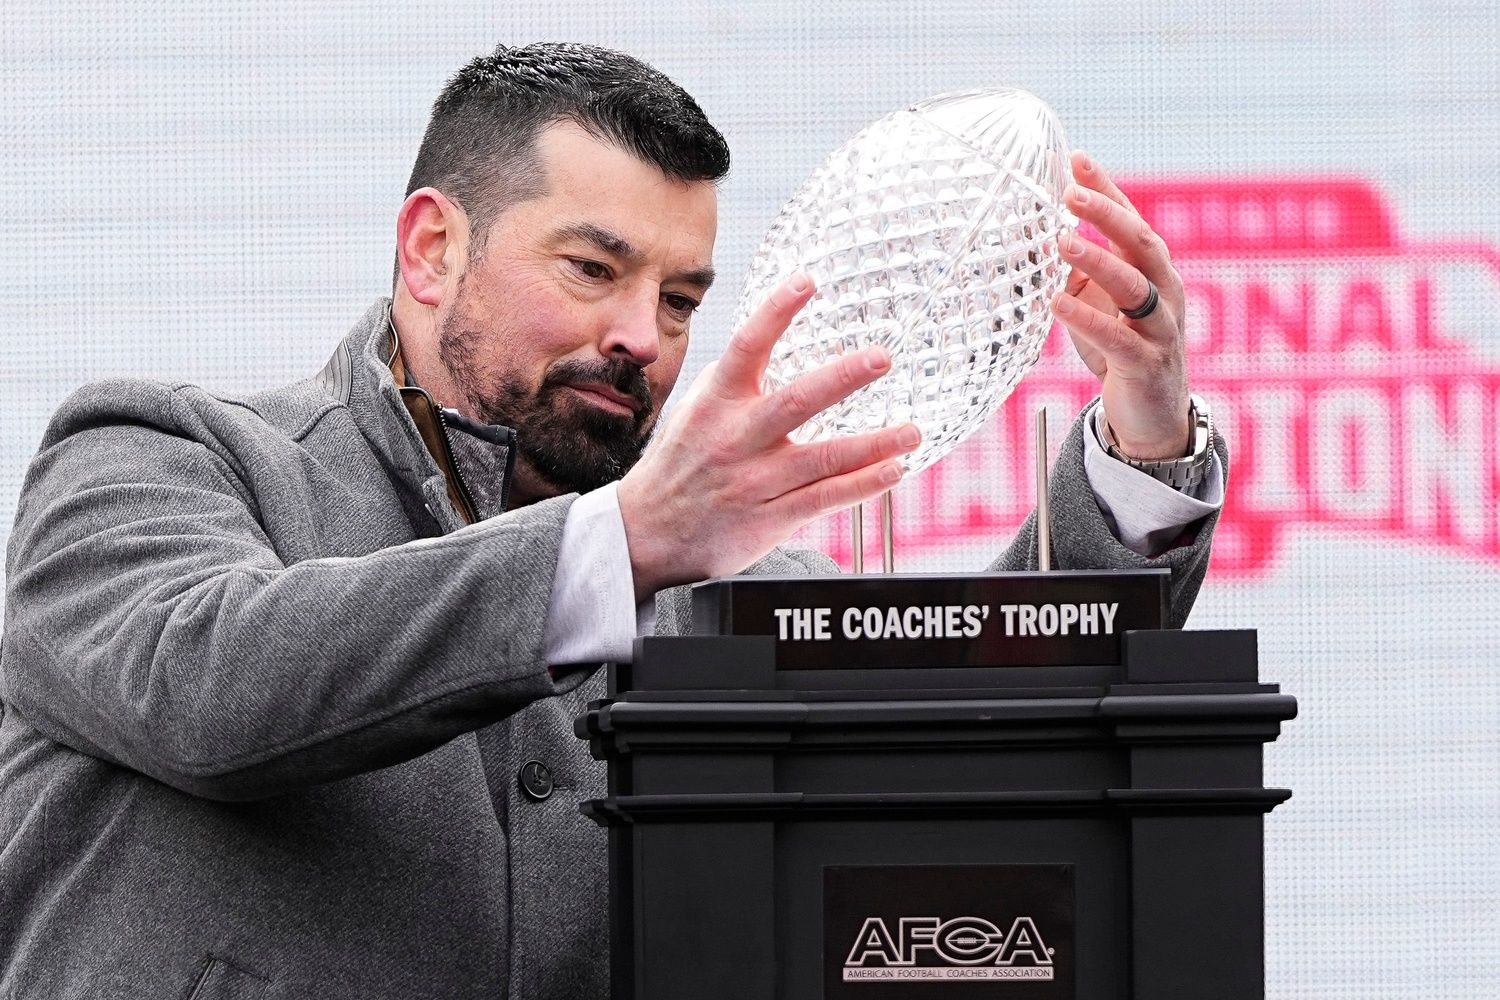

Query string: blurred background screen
3 3 1496 995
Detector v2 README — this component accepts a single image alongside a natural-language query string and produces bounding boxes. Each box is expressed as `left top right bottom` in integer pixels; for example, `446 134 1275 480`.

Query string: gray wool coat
0 301 1222 999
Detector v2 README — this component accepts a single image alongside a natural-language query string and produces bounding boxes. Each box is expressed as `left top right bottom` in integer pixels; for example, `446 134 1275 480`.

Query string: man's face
436 122 719 502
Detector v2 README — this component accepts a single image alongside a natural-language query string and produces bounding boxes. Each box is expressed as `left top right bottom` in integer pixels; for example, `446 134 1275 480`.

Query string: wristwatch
1098 395 1213 491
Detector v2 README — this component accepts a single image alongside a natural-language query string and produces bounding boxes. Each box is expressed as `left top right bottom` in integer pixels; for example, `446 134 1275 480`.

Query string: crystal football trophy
734 88 1075 571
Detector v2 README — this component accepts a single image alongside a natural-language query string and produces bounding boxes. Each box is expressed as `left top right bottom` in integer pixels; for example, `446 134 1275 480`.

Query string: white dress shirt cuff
1082 402 1225 557
543 481 656 667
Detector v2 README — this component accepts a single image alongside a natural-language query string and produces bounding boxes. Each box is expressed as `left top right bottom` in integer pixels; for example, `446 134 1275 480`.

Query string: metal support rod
851 504 864 574
1036 406 1052 572
880 491 895 574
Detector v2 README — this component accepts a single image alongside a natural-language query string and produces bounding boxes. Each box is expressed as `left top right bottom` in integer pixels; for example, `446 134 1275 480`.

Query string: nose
598 291 660 367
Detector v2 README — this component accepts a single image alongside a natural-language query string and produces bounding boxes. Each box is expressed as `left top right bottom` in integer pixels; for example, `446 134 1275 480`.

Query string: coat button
518 760 554 801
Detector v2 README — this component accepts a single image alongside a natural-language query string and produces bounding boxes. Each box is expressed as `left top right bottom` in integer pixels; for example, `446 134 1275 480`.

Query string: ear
396 187 469 307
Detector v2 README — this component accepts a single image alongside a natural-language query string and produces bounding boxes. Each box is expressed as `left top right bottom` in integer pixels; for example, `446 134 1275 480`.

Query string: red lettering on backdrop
1246 281 1312 354
793 177 1500 574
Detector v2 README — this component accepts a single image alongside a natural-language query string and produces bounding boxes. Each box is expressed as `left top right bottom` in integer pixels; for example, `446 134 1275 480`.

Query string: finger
773 456 906 523
1064 184 1173 284
1058 232 1156 327
1051 291 1149 370
1063 244 1090 297
764 423 920 498
714 273 815 397
1072 150 1137 215
753 345 892 444
1062 322 1107 381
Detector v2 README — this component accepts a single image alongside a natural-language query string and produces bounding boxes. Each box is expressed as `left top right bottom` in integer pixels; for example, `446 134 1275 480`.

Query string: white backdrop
3 2 1499 995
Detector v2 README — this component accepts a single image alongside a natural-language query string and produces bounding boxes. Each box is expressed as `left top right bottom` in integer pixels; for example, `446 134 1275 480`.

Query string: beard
437 314 656 497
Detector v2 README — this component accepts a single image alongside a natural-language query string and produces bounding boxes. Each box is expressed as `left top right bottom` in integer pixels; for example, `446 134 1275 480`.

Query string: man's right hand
617 273 920 601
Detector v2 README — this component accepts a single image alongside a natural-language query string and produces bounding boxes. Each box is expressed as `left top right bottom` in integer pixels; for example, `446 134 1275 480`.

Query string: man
0 43 1221 999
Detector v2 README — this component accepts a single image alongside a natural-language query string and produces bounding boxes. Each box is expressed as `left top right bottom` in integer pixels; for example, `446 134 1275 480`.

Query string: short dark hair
405 42 730 250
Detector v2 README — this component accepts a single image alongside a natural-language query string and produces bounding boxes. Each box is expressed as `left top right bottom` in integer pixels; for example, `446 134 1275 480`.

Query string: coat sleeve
988 407 1228 629
1 380 585 801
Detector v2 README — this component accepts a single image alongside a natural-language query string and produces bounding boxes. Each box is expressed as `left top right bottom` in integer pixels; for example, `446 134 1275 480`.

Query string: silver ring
1121 280 1159 320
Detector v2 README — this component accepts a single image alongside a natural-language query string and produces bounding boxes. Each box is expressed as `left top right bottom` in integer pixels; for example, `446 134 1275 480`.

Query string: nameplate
689 570 1167 670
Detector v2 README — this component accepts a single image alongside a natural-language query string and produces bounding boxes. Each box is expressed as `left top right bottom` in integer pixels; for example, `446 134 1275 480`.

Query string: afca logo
842 915 1056 982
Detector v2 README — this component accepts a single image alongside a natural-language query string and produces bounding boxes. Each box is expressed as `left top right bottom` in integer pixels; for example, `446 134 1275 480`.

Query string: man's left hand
1051 150 1191 461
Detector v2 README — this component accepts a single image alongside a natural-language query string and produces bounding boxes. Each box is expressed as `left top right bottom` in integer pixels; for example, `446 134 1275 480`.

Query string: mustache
542 357 653 418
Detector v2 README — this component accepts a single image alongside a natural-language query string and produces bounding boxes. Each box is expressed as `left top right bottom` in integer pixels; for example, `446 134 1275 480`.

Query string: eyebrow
554 221 716 291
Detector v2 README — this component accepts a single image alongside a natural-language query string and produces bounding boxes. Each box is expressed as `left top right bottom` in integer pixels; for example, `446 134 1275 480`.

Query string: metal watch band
1099 395 1213 491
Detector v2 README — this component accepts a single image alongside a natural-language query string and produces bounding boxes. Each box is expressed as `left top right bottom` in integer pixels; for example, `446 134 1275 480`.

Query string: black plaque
690 571 1167 670
824 864 1075 999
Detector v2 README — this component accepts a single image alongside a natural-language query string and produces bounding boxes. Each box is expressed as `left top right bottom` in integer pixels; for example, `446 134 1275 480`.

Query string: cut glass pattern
735 89 1076 475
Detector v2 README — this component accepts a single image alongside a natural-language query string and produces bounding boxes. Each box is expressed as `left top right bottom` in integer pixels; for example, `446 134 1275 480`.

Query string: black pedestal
577 574 1294 1000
